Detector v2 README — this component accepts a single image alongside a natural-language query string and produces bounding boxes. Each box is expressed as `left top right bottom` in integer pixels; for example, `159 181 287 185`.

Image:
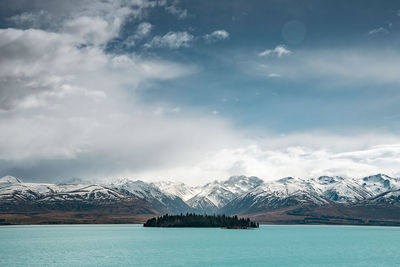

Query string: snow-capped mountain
153 176 264 213
0 176 158 224
221 174 400 215
184 176 263 213
368 189 400 205
152 181 199 201
2 174 400 218
221 176 264 195
0 175 264 215
105 176 264 214
221 176 328 215
186 183 235 213
109 179 193 214
0 175 22 186
359 174 400 196
0 176 129 203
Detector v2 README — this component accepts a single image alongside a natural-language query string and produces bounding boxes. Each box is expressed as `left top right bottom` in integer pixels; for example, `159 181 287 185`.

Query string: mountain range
1 174 400 225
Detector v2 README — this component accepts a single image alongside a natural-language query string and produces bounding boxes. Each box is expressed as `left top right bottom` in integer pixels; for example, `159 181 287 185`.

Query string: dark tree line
143 213 259 228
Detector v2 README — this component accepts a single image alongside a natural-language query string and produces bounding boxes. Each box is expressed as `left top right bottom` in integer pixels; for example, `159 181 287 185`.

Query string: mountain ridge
1 174 400 225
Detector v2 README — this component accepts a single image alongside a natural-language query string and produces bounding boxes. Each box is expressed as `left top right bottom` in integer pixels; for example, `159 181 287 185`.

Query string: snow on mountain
2 174 400 216
186 195 219 213
221 176 264 195
0 175 22 187
186 183 235 213
153 181 199 201
221 176 329 214
109 175 263 214
308 176 370 203
37 184 127 202
0 177 127 203
358 174 400 196
190 182 237 207
185 176 264 213
109 179 193 214
111 179 165 201
368 189 400 205
221 174 400 215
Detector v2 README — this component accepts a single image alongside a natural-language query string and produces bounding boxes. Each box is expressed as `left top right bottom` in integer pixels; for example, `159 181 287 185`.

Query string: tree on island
143 213 259 228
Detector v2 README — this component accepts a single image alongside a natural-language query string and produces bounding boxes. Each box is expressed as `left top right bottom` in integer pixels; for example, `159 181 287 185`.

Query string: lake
0 224 399 266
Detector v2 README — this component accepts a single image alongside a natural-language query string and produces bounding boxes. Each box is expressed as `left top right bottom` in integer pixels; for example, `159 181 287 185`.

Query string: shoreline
2 222 400 227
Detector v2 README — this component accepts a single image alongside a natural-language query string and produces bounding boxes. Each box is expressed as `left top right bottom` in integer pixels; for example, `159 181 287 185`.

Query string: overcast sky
1 0 400 185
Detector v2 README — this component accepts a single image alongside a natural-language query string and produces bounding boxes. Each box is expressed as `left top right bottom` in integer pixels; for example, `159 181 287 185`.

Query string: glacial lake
0 224 399 266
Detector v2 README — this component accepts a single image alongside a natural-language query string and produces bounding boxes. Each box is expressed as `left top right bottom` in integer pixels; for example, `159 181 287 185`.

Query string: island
143 213 259 228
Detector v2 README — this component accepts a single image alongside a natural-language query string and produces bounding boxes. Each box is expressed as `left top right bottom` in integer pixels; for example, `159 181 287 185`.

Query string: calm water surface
0 224 399 266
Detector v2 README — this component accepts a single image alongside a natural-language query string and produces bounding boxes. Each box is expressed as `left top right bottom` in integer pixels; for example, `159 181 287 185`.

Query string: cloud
123 22 152 47
7 10 54 29
127 134 400 185
249 47 400 86
0 27 197 110
145 31 194 49
0 1 240 183
259 45 291 57
165 5 188 19
6 0 149 32
63 16 116 45
2 0 400 185
135 22 152 39
204 30 230 43
146 29 229 49
368 27 389 35
0 25 229 183
197 143 400 182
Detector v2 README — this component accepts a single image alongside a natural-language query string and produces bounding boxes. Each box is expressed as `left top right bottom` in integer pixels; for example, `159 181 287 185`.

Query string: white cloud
0 2 239 183
368 27 389 35
63 16 115 45
199 143 400 182
2 1 400 185
146 29 229 49
0 25 231 183
204 30 230 43
7 0 149 34
129 134 400 185
135 22 152 38
123 22 152 47
249 47 400 86
0 27 197 111
165 5 188 19
145 31 194 49
259 45 292 57
153 106 181 115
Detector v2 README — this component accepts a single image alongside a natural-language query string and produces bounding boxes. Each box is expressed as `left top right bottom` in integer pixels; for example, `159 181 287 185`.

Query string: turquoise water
0 225 399 266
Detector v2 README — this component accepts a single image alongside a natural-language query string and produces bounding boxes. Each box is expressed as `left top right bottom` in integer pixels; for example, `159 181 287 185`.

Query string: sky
1 0 400 185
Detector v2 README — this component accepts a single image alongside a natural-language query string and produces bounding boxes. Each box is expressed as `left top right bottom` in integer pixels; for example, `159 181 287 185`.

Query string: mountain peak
363 173 391 180
0 175 22 184
277 176 297 183
316 176 344 184
226 175 263 184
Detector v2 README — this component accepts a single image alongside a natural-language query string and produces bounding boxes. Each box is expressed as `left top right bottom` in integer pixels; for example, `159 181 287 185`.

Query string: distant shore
2 204 400 227
2 218 399 227
1 217 400 227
